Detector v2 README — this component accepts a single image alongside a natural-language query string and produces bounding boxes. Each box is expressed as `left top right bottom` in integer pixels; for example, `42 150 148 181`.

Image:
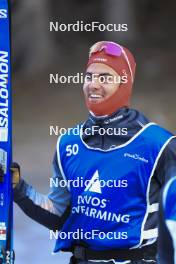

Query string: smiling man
11 41 176 264
84 41 134 117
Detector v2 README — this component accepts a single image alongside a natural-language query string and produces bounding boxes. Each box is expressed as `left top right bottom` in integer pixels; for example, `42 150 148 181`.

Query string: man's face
83 63 121 104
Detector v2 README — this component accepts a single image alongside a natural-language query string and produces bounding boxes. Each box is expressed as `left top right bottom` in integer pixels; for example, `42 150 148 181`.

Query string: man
11 41 176 263
158 176 176 264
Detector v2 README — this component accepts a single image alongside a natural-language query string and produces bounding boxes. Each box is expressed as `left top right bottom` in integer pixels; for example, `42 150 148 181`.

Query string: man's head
83 41 136 116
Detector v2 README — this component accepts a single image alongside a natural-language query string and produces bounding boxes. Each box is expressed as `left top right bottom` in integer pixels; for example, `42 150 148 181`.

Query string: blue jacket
158 176 176 264
14 107 176 262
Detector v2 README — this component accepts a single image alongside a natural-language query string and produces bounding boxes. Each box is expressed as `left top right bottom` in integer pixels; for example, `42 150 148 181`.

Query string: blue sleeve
158 177 176 264
14 151 71 230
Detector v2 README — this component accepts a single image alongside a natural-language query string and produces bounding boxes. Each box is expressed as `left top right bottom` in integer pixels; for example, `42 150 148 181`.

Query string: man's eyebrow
85 72 92 75
85 72 113 76
99 73 113 76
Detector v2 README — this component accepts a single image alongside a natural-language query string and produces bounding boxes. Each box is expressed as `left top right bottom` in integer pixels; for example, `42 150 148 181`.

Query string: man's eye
85 75 92 82
99 76 107 83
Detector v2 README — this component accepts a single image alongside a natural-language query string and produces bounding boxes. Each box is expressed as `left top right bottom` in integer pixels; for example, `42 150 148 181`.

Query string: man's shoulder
128 108 150 127
130 108 174 135
163 176 176 218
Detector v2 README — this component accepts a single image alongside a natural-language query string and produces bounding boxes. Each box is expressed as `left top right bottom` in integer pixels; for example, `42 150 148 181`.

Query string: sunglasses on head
89 41 134 83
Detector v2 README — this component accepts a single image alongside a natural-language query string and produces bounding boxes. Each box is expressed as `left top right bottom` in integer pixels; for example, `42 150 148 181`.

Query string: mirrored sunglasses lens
90 42 122 57
107 44 122 56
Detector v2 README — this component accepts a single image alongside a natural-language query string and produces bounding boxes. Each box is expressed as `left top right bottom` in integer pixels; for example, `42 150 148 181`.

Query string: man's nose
89 76 101 89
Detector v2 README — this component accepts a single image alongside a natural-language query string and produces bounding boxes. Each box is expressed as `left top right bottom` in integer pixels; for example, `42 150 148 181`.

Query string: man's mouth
88 94 104 102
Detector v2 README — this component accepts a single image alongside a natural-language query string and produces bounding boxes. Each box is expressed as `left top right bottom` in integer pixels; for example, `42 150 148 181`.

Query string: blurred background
10 0 176 263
